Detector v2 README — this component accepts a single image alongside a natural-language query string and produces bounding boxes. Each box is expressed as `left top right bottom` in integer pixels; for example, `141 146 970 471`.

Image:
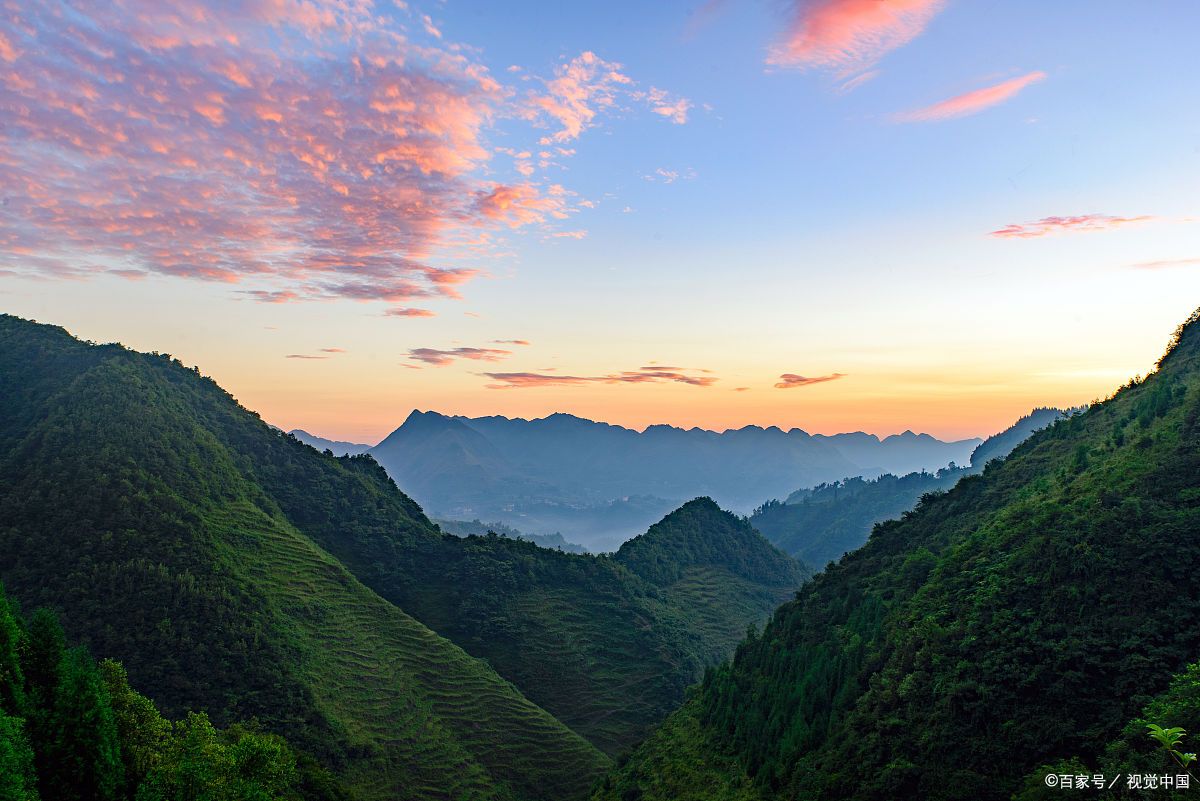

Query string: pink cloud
384 307 436 318
473 183 566 228
407 346 512 366
894 71 1047 122
482 365 718 389
642 87 691 124
775 373 845 389
492 339 531 345
525 52 692 144
0 4 686 304
1130 257 1200 270
990 214 1156 239
768 0 945 74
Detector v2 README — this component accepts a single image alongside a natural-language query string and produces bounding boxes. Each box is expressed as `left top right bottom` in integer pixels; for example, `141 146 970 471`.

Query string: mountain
436 518 590 553
0 313 808 791
287 429 371 456
968 406 1071 468
596 307 1200 801
811 429 980 477
750 408 1068 568
365 410 979 550
0 314 608 800
310 495 808 755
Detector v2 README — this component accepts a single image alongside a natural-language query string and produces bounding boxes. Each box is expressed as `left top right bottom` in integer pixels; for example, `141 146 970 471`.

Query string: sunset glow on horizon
3 0 1199 444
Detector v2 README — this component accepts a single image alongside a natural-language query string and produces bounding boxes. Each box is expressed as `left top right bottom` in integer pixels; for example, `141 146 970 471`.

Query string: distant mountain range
291 412 981 550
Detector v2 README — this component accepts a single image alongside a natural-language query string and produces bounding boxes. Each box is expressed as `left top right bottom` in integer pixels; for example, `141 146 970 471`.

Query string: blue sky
2 1 1198 441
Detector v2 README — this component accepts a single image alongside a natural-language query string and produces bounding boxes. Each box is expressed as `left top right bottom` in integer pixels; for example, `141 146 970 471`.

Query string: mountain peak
614 497 807 587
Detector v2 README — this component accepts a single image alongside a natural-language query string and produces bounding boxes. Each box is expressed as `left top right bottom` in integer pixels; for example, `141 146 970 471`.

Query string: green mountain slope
0 313 807 787
303 495 806 755
0 315 608 800
597 308 1200 801
750 408 1067 570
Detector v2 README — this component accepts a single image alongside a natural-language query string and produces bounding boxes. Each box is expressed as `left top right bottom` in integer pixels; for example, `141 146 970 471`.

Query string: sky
2 0 1199 444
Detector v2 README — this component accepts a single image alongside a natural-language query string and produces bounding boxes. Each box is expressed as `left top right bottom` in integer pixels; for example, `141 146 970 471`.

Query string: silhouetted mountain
287 429 371 456
435 517 589 553
363 410 980 550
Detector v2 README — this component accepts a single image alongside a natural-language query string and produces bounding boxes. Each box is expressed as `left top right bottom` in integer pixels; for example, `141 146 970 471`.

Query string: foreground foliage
0 583 337 801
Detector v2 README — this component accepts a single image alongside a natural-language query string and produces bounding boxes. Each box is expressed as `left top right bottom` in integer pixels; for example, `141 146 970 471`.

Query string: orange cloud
895 71 1046 122
990 214 1156 239
768 0 945 75
775 373 846 389
384 307 437 318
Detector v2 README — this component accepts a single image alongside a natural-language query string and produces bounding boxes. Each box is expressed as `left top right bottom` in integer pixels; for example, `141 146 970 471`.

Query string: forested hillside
0 315 609 801
597 308 1200 801
750 408 1065 568
0 313 805 794
303 494 805 754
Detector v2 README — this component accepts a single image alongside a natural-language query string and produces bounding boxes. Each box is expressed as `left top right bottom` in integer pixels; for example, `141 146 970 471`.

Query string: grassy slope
326 500 806 755
598 309 1200 801
0 315 607 800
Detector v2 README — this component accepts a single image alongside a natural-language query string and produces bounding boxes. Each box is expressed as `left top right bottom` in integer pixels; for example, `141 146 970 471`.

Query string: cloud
644 167 696 184
643 87 691 124
990 214 1156 239
286 354 327 360
473 183 568 228
1130 257 1200 270
320 347 345 353
774 372 845 389
733 386 751 392
481 365 717 389
525 52 692 144
894 71 1046 122
768 0 945 75
492 339 531 345
384 307 436 318
407 346 512 366
0 5 685 304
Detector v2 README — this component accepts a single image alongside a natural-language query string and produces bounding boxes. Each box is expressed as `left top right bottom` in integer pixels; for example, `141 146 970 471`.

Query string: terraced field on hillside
213 501 611 801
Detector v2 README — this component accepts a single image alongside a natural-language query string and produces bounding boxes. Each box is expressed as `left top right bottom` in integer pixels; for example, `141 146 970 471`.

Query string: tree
40 648 124 801
0 586 25 716
0 712 38 801
99 660 170 794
